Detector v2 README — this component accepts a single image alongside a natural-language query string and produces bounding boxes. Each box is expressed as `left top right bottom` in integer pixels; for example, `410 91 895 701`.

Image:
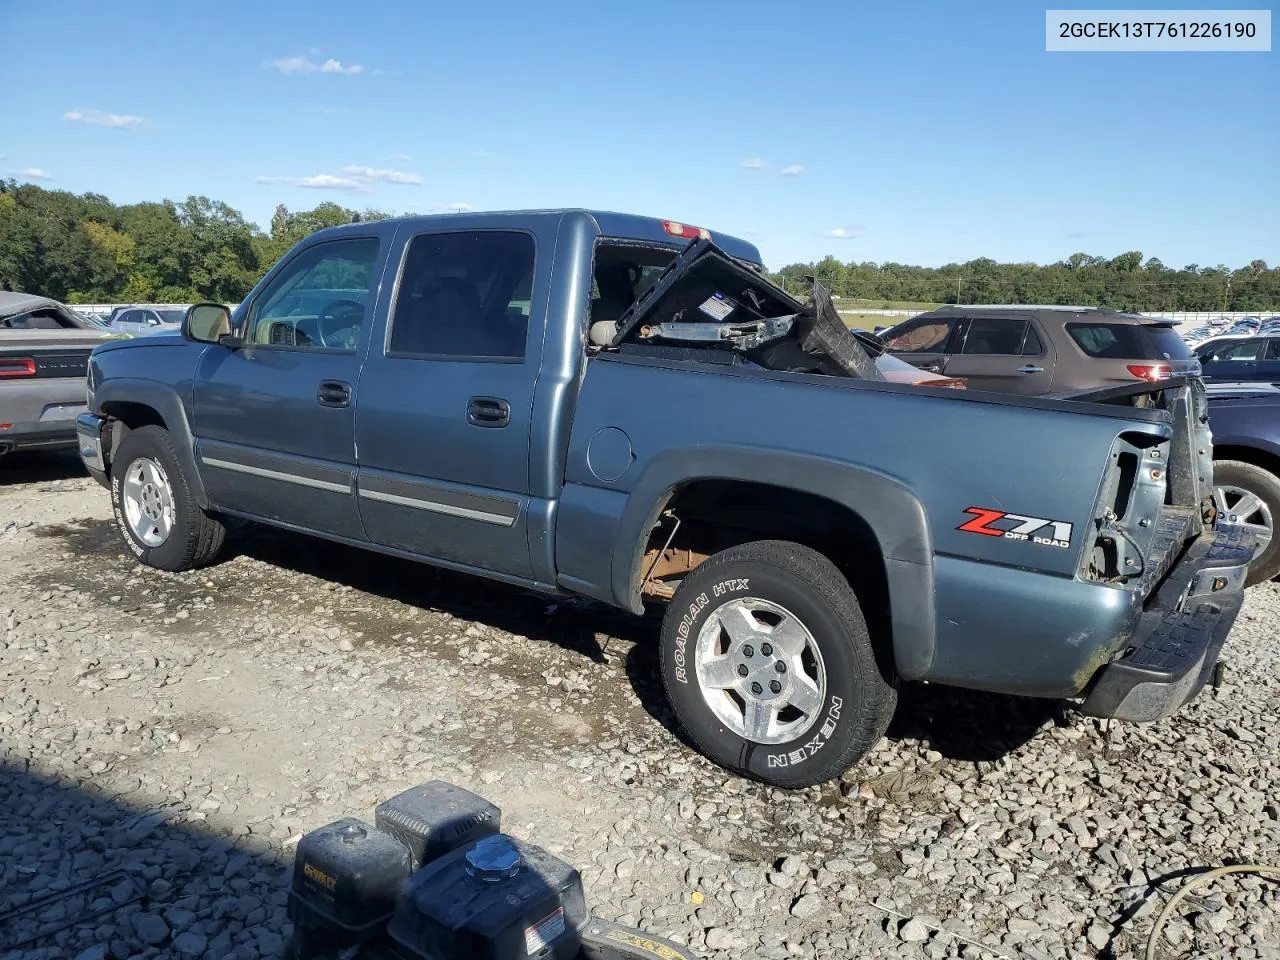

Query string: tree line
0 180 390 305
774 251 1280 313
1 180 1277 312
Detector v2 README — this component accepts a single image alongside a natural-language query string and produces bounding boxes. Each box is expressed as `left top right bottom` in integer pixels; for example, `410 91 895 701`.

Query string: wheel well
100 401 167 462
1215 445 1280 480
638 479 892 663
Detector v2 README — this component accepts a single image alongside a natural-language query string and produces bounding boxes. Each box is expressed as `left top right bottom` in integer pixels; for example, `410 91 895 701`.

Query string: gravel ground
2 451 1278 960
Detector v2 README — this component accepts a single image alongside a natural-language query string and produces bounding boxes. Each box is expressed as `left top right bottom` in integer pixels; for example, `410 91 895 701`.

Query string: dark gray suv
879 305 1198 396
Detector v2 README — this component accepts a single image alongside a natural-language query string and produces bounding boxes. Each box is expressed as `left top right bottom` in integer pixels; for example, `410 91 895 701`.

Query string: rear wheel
110 425 226 571
1214 460 1280 586
659 540 896 788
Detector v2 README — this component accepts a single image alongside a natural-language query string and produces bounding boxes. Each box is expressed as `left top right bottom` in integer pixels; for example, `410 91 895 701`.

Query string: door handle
317 380 352 407
467 396 510 428
1016 365 1044 374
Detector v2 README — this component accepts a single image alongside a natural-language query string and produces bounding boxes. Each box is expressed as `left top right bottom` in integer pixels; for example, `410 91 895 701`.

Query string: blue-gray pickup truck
75 210 1254 787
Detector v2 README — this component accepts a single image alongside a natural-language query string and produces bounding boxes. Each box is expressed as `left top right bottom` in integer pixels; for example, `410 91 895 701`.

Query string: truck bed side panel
557 355 1172 692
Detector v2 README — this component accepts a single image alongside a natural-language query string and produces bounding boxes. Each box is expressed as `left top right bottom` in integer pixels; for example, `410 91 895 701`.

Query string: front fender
93 378 210 509
610 446 937 680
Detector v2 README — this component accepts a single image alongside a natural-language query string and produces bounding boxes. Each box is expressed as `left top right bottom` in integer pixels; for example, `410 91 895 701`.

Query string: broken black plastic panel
609 237 884 381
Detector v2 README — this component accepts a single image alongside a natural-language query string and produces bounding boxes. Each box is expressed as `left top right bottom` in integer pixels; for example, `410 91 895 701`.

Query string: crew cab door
939 315 1055 394
191 234 388 539
353 224 545 579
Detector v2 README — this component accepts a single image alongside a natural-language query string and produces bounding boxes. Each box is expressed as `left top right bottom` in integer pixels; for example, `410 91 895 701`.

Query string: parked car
77 211 1249 788
1195 336 1280 382
0 292 127 457
877 305 1197 395
1207 384 1280 585
107 306 187 335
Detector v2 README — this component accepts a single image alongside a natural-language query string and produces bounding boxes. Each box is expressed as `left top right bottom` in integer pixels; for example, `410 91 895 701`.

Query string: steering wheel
315 299 365 350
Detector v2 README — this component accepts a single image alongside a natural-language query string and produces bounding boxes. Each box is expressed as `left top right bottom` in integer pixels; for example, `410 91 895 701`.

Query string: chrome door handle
1016 365 1044 374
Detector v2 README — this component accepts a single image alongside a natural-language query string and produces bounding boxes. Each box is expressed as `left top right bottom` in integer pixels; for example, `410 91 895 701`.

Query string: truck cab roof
311 208 765 268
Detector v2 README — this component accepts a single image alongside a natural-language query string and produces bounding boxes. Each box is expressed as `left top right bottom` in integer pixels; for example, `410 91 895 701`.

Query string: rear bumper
0 419 81 456
1079 523 1255 722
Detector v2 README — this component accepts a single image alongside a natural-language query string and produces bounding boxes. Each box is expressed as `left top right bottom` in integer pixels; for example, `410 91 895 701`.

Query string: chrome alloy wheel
122 457 175 547
693 597 827 745
1214 483 1274 554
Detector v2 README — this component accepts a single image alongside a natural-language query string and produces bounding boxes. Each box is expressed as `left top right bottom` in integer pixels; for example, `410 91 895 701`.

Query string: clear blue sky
2 0 1276 270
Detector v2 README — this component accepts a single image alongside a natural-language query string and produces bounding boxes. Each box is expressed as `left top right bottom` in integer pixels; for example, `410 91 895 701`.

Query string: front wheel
1214 459 1280 587
109 424 226 571
658 540 896 788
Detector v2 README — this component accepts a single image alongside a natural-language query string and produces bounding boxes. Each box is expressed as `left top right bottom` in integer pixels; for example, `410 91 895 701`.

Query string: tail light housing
0 358 36 378
1126 363 1172 382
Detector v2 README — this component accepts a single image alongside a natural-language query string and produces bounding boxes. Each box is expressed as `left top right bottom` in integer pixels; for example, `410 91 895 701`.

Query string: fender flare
94 379 210 509
610 446 937 680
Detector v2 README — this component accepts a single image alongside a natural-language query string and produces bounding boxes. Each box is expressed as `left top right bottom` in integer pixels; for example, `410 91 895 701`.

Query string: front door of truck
191 234 387 540
353 227 539 579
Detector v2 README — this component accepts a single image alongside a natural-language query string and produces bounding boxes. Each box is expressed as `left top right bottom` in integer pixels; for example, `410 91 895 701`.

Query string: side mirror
183 303 235 346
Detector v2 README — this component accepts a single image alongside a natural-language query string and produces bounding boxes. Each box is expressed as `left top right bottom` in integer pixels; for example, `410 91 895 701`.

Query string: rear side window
390 231 534 361
1066 322 1189 360
961 317 1031 356
1267 340 1280 361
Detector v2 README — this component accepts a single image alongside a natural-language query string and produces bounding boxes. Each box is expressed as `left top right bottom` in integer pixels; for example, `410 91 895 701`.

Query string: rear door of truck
352 214 561 580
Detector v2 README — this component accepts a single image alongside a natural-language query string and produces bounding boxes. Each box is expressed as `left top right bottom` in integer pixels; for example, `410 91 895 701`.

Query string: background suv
878 305 1197 395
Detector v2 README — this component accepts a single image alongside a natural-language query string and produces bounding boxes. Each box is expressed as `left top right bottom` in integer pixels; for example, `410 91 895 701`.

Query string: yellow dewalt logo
303 862 337 890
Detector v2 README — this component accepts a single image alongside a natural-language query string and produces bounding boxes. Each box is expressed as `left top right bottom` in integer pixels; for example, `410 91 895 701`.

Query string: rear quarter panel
556 357 1174 696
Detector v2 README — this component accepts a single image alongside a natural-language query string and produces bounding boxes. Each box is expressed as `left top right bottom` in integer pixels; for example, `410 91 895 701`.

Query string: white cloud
64 108 147 130
255 163 421 194
321 58 363 75
339 164 422 185
300 174 365 190
268 55 364 75
740 158 766 169
447 202 474 212
14 167 54 181
468 150 501 160
392 152 412 162
779 164 804 176
308 46 323 55
824 226 864 239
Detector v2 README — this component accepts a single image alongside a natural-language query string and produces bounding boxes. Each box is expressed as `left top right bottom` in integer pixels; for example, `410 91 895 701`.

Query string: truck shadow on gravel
884 684 1068 763
227 524 1073 767
0 762 292 959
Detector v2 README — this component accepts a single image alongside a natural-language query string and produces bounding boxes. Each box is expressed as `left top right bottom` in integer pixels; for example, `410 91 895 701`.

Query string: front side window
389 231 535 360
1216 340 1264 362
882 318 956 354
246 237 380 351
1266 339 1280 361
960 317 1030 355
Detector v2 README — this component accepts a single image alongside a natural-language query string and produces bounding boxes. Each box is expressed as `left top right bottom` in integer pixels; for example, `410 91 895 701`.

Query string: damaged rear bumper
1079 523 1256 722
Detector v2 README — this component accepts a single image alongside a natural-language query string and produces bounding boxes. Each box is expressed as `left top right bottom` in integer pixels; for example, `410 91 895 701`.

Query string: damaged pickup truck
76 210 1254 787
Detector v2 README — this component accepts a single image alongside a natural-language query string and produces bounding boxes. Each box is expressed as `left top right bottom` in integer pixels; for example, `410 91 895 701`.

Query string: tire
658 540 896 788
1214 459 1280 587
109 424 226 572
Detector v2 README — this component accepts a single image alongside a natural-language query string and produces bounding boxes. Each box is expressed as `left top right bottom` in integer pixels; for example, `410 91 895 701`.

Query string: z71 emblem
958 508 1073 549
